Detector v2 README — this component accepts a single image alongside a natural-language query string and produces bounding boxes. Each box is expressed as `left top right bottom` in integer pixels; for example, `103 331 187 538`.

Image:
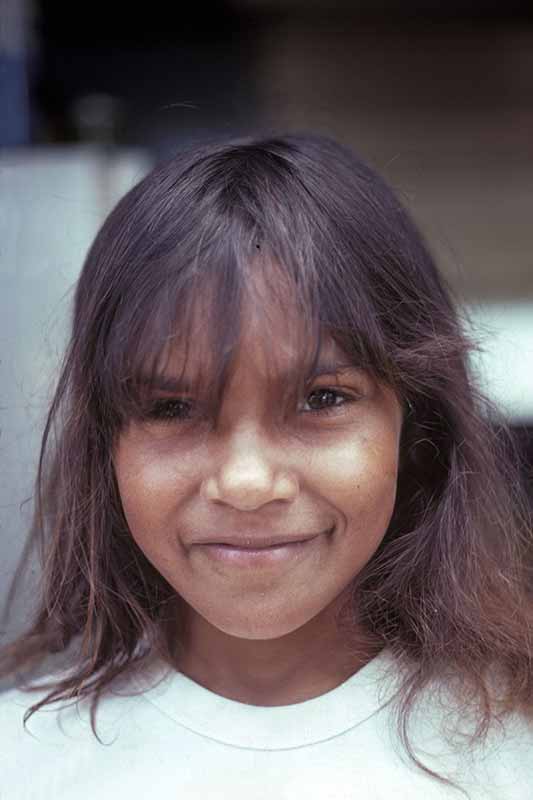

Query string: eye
300 387 358 416
141 387 361 426
145 397 195 423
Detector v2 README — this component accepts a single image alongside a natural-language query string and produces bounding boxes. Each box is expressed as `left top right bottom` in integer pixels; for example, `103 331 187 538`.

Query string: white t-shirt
1 647 532 799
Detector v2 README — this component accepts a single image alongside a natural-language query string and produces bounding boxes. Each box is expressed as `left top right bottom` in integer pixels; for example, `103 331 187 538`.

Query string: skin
114 283 404 706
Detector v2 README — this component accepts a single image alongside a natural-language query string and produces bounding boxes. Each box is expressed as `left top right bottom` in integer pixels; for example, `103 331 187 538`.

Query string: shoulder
457 710 533 798
0 682 68 796
0 668 153 798
402 679 533 797
374 653 533 797
0 674 85 754
0 666 145 758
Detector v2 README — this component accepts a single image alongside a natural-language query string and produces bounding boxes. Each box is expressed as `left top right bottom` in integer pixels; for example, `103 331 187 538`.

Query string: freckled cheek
315 436 400 531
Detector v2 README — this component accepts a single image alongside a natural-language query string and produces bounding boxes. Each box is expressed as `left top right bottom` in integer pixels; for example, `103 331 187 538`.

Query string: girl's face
113 286 403 644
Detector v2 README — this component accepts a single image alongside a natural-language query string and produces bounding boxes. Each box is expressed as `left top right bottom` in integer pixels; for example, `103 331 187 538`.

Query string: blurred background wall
1 0 532 686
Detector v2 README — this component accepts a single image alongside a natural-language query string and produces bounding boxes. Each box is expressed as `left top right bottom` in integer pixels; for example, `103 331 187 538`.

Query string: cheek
115 431 198 506
113 442 183 546
311 429 400 539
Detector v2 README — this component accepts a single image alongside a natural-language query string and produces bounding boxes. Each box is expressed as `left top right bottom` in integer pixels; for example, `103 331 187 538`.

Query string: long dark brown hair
2 132 532 793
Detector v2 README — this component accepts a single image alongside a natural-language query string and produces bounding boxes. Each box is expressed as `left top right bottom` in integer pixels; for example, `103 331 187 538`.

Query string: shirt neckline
131 646 398 750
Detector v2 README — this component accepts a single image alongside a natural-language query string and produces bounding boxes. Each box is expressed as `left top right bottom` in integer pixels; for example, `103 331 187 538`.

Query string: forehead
111 254 392 423
164 309 344 380
153 273 354 394
229 331 349 391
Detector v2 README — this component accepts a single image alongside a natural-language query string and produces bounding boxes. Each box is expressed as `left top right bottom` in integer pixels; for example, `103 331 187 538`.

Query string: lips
194 528 332 550
207 538 313 551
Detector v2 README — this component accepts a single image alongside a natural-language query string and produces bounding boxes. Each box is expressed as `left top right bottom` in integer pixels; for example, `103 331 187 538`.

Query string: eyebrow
140 359 363 394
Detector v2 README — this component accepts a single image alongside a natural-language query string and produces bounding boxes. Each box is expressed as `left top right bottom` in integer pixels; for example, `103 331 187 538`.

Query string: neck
173 594 383 706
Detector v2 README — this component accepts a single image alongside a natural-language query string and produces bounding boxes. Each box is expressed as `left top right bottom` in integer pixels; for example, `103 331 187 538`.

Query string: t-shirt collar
130 647 398 750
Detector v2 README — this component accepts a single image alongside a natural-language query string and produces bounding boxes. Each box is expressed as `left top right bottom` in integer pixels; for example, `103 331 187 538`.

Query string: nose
201 424 299 511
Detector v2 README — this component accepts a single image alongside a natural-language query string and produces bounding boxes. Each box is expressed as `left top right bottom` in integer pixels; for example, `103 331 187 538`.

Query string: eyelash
145 388 359 425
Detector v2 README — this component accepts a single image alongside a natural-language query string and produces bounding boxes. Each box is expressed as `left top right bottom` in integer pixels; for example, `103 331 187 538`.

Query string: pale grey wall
0 147 152 688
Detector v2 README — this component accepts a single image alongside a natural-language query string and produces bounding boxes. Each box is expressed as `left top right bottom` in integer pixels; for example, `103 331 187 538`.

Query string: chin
206 609 312 641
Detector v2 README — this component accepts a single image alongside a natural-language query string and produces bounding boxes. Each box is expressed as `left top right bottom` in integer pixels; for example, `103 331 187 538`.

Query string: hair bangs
88 136 403 433
95 231 245 428
225 140 401 393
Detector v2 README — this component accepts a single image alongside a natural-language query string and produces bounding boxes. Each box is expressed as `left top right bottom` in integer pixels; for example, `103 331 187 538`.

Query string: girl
1 132 532 799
